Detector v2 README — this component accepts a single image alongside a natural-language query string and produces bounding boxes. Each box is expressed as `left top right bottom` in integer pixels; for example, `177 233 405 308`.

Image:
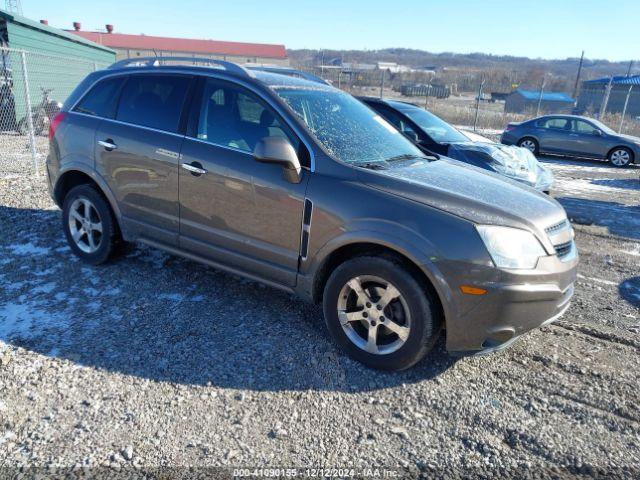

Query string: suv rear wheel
322 256 441 370
62 185 119 265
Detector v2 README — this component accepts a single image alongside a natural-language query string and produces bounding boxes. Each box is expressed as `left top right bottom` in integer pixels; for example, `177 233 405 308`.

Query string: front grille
545 220 569 235
554 241 573 258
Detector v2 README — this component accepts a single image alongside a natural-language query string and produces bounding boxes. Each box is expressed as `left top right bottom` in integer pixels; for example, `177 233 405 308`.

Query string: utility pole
536 76 547 117
572 50 584 100
379 69 385 98
473 76 486 132
626 60 633 77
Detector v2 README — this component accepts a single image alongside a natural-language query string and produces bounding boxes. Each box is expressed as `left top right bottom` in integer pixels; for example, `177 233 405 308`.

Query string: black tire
608 147 633 168
517 137 539 156
322 256 441 371
62 184 119 265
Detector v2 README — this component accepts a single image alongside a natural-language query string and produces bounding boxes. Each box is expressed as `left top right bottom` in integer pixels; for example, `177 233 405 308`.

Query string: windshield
273 87 424 165
399 106 469 143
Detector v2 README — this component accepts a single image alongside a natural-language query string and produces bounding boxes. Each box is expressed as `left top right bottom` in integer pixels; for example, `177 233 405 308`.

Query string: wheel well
607 146 634 161
518 136 537 145
312 242 444 322
53 170 100 207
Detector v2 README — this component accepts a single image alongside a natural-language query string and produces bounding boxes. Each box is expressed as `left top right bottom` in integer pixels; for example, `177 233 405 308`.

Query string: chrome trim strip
71 111 187 139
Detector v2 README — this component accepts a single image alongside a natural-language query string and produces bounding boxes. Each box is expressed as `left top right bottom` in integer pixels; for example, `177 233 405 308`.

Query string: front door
178 77 309 286
95 73 192 246
571 119 610 158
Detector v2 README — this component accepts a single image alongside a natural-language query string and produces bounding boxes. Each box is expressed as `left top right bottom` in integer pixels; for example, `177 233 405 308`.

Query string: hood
619 133 640 144
356 158 566 249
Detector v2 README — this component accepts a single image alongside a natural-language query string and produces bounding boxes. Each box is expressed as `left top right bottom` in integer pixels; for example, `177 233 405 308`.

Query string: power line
4 0 23 16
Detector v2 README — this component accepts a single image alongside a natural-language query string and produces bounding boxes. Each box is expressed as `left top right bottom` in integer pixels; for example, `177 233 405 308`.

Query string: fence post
20 51 38 173
599 77 613 119
618 85 633 133
535 76 546 117
473 77 485 132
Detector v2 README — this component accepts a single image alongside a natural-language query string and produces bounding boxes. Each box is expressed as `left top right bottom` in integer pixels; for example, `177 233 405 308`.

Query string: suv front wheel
323 256 441 370
62 184 119 265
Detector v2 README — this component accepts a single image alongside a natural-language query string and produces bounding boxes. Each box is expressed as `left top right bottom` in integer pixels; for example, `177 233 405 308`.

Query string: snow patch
577 274 617 286
157 293 185 302
0 302 69 341
5 243 50 256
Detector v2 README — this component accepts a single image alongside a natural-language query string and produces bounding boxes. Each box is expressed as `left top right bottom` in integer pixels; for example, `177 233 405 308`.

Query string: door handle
181 162 207 176
98 139 117 150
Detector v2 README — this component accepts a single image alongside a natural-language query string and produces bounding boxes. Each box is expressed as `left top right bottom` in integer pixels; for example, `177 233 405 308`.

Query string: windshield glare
273 87 423 164
399 106 469 143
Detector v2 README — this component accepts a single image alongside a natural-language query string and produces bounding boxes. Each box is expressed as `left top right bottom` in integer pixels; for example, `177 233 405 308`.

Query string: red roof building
67 24 288 65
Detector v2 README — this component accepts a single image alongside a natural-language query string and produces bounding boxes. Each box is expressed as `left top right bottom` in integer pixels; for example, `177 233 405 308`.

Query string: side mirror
253 137 302 184
593 129 603 136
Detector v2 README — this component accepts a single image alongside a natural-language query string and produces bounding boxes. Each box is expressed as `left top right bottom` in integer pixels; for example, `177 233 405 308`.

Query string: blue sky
22 0 639 61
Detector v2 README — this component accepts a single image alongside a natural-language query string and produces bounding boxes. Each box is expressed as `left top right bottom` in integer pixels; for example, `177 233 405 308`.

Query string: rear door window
116 74 191 132
74 76 125 118
540 118 572 130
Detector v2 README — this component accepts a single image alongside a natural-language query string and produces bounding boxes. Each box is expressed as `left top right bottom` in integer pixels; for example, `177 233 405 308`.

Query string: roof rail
108 56 255 78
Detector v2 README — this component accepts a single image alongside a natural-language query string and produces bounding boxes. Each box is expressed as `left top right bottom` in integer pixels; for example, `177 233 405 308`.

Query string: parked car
501 114 640 167
359 97 553 193
47 57 577 371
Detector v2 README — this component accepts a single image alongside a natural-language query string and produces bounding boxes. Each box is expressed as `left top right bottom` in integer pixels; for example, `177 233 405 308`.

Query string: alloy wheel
520 139 537 153
337 275 411 355
610 149 630 166
68 197 103 254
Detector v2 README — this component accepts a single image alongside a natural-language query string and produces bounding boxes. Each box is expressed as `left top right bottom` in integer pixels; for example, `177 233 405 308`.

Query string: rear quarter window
116 74 191 133
73 76 125 119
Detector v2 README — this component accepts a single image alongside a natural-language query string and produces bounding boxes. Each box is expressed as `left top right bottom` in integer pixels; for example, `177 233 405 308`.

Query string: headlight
476 225 546 269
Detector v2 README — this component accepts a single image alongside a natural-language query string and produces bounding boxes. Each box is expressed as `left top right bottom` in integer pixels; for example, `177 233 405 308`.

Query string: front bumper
439 246 578 354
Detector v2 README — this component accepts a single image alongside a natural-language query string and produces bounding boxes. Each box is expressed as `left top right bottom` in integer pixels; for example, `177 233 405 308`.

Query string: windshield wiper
384 153 427 162
354 161 389 170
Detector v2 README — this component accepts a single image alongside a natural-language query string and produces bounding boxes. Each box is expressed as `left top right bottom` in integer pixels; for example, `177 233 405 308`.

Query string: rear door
537 117 575 153
178 77 309 286
95 73 193 246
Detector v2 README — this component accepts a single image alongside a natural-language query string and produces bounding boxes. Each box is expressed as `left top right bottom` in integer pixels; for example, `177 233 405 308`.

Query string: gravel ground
0 157 639 478
0 133 48 176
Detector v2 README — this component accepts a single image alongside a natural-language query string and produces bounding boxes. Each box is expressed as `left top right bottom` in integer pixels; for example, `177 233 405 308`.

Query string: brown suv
46 58 578 370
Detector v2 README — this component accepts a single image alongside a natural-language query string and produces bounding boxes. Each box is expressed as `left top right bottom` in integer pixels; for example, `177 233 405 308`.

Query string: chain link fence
296 65 640 141
0 47 110 177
